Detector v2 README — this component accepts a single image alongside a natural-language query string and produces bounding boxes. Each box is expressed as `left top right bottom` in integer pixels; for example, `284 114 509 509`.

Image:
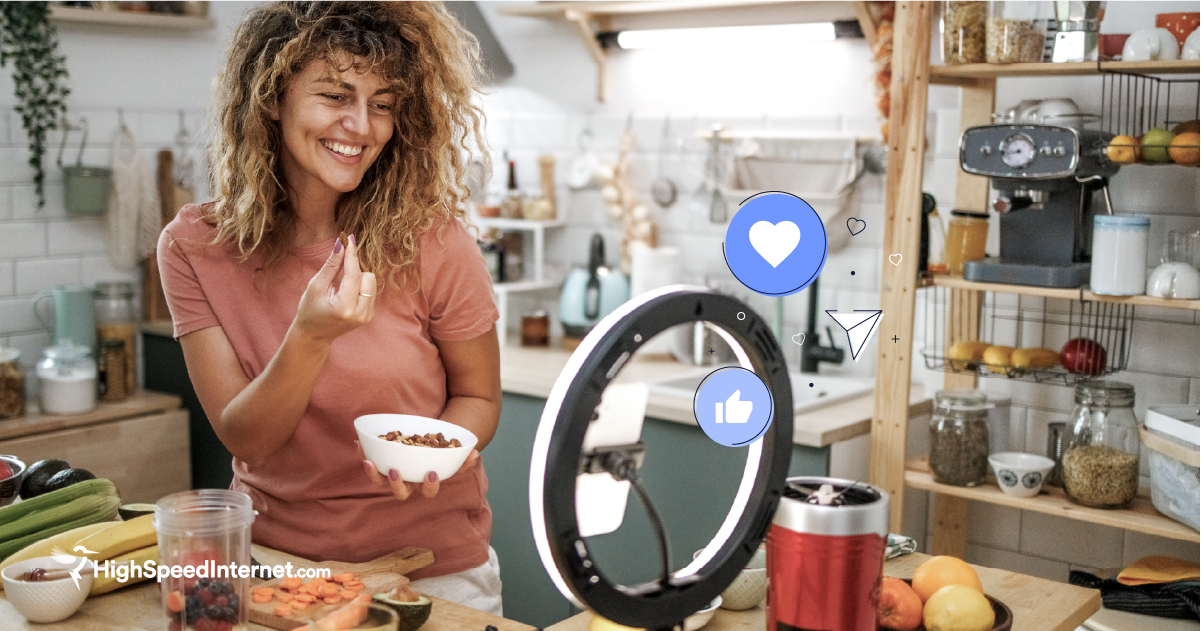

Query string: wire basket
1097 70 1200 167
919 286 1134 386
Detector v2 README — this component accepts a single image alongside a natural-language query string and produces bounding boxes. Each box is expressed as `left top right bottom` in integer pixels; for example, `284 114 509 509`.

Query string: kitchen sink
646 369 873 414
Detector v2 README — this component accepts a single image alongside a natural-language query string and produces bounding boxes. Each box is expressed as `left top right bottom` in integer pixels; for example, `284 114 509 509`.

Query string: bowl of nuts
354 414 478 483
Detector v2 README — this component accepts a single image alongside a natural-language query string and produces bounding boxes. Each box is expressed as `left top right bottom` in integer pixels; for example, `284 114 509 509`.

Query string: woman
157 2 503 613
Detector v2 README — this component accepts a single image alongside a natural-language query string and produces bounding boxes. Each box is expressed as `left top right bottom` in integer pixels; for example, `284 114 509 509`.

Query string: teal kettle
560 234 629 340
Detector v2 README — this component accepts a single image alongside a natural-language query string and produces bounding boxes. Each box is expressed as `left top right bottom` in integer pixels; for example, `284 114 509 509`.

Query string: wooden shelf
49 6 215 30
930 59 1201 85
905 459 1200 543
929 275 1201 311
498 0 804 18
473 217 565 230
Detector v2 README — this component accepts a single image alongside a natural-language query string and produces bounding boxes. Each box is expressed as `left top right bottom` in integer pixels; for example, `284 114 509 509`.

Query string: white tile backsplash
47 219 108 256
0 296 39 335
0 223 47 259
1019 511 1126 569
966 543 1072 583
1120 530 1201 566
966 502 1022 551
15 258 81 295
0 260 12 296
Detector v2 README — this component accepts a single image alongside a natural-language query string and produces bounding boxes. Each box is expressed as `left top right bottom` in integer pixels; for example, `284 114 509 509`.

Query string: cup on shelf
989 452 1055 498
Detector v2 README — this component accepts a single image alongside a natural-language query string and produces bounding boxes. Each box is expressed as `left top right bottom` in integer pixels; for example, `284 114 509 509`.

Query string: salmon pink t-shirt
157 204 499 579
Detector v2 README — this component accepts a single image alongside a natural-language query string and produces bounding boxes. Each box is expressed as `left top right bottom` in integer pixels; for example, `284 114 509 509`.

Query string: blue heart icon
847 217 867 236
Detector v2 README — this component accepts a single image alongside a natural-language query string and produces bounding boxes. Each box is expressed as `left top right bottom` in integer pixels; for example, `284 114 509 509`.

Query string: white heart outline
889 253 902 266
791 332 805 346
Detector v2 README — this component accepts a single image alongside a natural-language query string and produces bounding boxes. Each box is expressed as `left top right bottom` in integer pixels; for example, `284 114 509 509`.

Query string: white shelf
49 6 216 30
473 217 565 230
493 280 560 294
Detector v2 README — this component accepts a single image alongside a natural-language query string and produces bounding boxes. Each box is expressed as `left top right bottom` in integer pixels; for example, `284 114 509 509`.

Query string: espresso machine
1051 1 1106 63
959 119 1118 287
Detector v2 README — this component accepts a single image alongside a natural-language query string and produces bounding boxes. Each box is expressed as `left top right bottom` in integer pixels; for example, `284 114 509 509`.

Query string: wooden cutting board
247 546 434 630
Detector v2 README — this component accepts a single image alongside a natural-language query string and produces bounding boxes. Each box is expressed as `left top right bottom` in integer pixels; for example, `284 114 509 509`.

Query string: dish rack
1095 69 1199 166
919 286 1133 386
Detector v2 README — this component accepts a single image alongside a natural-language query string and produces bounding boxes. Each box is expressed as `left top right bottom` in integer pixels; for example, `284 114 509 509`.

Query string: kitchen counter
547 551 1102 631
500 344 931 448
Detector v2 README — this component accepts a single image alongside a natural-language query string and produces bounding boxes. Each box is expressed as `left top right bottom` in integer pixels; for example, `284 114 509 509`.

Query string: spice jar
95 281 136 399
98 339 128 402
155 489 255 630
943 1 988 64
1062 380 1140 508
987 1 1049 63
0 347 24 419
946 210 990 275
929 389 991 486
37 343 97 415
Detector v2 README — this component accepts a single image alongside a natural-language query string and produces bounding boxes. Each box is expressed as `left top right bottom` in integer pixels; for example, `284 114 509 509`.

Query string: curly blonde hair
205 1 488 288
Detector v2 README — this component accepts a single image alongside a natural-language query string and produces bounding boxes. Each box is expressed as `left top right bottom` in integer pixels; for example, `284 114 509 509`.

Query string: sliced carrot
294 593 316 603
284 576 303 590
273 603 294 617
338 589 356 599
277 592 295 604
252 592 274 604
252 586 276 596
291 600 311 610
323 595 343 605
342 583 365 593
167 591 184 613
332 572 355 584
319 583 339 597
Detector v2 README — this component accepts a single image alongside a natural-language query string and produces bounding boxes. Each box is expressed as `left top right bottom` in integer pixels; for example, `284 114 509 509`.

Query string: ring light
529 286 793 630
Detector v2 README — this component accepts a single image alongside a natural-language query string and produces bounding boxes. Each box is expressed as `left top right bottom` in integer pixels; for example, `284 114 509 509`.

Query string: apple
1061 338 1107 376
0 459 12 481
1141 128 1175 163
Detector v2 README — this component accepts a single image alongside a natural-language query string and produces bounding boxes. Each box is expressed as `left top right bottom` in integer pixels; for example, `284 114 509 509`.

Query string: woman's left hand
355 440 481 501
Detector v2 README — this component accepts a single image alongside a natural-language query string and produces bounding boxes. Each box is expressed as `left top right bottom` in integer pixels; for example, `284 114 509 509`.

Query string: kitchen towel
1118 556 1201 586
885 533 916 559
1071 570 1200 620
107 127 161 270
630 244 681 354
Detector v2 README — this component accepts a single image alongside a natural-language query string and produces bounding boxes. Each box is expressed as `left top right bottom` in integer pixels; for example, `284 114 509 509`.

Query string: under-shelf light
600 21 861 50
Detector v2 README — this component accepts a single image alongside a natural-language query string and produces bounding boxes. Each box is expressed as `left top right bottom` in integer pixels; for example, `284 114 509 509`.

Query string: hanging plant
0 2 70 208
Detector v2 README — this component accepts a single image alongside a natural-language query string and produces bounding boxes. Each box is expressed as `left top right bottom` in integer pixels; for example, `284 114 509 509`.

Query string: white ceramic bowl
683 596 722 631
1 555 94 623
0 455 27 507
1036 98 1083 128
989 452 1055 498
354 414 478 483
693 547 767 611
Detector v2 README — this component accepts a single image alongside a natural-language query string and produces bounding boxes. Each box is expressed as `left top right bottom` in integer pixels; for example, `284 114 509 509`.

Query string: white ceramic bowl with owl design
989 452 1055 498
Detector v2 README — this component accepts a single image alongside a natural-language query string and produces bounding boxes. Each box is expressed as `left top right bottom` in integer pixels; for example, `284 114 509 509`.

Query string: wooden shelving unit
906 459 1200 544
49 6 215 30
871 3 1201 559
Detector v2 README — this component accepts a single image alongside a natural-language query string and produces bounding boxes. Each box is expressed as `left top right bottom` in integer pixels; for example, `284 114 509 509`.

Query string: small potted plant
0 2 71 209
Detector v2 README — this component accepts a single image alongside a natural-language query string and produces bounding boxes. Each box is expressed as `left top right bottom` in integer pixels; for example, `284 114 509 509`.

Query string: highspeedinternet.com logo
53 545 332 590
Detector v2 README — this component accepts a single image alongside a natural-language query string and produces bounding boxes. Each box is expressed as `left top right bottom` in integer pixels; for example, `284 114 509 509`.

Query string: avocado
118 503 156 521
20 459 71 499
43 468 96 494
372 593 432 631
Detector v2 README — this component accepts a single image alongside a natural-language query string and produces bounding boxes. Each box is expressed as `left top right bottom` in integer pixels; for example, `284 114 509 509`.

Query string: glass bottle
500 158 523 219
929 389 991 486
927 208 949 274
987 1 1049 63
95 281 136 399
943 1 988 64
945 210 990 275
1062 380 1140 508
37 343 97 415
0 347 24 419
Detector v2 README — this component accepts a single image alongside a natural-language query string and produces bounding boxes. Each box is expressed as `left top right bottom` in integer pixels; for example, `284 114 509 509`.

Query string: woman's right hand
293 234 378 345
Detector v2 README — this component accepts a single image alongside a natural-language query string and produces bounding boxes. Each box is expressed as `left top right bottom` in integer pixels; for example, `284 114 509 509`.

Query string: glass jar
943 1 988 64
946 210 990 275
0 347 24 419
37 343 97 415
1062 380 1140 508
155 489 255 630
929 389 992 486
987 1 1049 63
1091 215 1148 296
95 282 136 399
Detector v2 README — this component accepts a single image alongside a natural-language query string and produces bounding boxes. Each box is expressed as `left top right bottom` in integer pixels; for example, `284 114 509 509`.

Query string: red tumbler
766 477 889 631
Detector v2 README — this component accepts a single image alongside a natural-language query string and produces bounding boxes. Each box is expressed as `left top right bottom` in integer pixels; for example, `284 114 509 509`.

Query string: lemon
588 614 644 631
923 584 995 631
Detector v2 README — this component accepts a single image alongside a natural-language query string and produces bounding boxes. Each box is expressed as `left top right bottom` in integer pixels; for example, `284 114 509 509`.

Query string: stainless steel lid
772 476 889 537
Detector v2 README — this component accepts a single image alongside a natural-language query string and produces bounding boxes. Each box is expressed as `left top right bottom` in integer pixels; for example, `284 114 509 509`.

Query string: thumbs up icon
715 390 754 424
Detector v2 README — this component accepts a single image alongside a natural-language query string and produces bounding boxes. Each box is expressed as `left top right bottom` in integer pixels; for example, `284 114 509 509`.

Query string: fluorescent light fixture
614 22 836 49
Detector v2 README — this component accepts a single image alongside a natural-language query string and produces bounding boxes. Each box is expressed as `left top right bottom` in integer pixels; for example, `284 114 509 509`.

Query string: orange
1105 135 1138 164
1169 132 1200 166
877 577 924 631
911 555 983 603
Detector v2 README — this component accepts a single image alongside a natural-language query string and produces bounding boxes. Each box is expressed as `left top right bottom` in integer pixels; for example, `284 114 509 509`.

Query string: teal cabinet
486 392 829 628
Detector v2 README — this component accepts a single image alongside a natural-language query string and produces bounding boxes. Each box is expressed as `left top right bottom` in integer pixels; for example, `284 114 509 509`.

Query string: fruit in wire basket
1141 128 1174 163
981 345 1014 373
1010 348 1059 370
948 341 989 370
1105 135 1139 164
1060 338 1107 376
1169 132 1200 165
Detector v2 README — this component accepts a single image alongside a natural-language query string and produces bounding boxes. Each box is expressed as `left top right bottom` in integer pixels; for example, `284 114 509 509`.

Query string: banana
90 545 158 595
74 514 156 563
948 341 989 370
982 345 1015 373
0 521 119 589
1011 347 1059 370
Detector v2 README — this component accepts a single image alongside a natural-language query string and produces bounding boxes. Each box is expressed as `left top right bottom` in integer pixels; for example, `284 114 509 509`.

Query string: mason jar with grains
0 347 24 419
987 1 1049 63
943 1 988 64
1061 380 1140 508
95 282 136 400
929 389 992 486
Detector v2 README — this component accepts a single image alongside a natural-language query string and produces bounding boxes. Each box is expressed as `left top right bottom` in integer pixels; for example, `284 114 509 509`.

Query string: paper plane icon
826 310 883 362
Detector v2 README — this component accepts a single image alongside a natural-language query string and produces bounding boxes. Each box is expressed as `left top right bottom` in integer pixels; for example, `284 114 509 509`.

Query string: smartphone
576 382 649 537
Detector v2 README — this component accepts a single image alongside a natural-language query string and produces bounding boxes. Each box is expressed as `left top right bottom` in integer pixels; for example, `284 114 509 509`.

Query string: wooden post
565 10 609 103
871 0 932 534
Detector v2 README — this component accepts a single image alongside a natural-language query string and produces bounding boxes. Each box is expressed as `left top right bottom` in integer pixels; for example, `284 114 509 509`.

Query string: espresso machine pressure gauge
1000 134 1036 169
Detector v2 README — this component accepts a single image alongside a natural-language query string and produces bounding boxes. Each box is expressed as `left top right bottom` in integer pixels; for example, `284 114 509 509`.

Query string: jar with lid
37 343 97 415
946 210 989 275
943 1 988 64
0 347 24 419
1061 380 1140 508
155 489 255 629
95 281 136 399
987 1 1049 63
929 389 991 486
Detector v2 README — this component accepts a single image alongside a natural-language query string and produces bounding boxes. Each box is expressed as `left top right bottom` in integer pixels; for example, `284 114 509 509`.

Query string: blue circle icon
694 367 774 447
723 192 827 296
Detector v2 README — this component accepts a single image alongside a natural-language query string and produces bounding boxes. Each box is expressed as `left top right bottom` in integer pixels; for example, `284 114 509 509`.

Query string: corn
90 545 158 595
0 493 121 561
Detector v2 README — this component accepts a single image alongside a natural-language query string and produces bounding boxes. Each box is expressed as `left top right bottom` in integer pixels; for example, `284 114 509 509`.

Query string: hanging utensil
706 125 728 224
650 115 677 209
